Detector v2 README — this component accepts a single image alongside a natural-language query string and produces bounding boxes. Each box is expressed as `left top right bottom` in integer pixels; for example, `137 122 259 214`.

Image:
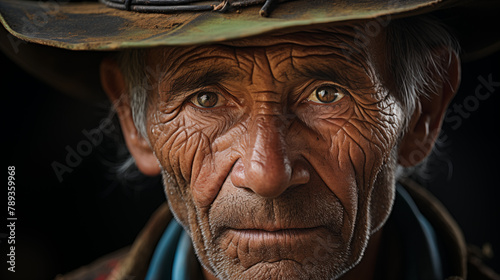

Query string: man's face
144 23 404 279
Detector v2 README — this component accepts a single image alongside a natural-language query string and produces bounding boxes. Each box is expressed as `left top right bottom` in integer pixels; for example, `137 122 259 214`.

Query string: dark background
1 47 499 279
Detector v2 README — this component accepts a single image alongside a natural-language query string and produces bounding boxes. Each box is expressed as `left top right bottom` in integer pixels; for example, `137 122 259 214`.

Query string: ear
100 58 161 176
398 48 461 167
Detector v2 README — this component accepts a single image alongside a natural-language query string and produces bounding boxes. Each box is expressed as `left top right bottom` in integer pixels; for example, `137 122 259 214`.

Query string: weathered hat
0 0 499 101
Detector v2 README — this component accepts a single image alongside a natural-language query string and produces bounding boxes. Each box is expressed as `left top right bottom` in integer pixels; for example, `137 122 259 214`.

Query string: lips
223 225 333 247
226 226 325 242
230 226 323 234
230 222 323 232
216 225 341 269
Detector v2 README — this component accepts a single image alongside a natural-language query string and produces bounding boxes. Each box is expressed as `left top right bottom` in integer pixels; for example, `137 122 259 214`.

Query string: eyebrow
165 66 239 101
299 65 349 87
300 66 342 83
298 63 372 91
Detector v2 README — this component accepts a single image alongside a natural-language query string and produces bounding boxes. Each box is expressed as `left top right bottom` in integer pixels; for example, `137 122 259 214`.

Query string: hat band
101 0 291 17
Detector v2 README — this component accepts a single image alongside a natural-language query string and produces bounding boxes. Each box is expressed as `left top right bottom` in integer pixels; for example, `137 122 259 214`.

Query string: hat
0 0 499 101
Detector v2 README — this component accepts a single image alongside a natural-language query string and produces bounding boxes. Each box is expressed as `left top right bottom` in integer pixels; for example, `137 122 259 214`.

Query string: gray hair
115 15 459 178
386 16 459 179
112 49 150 173
116 48 150 139
386 15 459 131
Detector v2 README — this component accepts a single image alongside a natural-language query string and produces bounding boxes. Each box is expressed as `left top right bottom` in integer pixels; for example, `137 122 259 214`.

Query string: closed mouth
227 226 324 240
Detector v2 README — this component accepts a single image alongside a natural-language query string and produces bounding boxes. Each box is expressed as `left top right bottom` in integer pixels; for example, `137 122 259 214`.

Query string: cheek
150 109 241 208
151 116 197 186
298 94 403 231
334 95 402 185
368 146 398 233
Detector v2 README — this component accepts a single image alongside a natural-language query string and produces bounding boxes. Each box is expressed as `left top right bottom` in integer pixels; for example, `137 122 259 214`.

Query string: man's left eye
190 91 225 108
307 85 347 104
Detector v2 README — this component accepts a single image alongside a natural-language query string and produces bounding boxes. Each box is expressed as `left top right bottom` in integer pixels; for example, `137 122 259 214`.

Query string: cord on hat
101 0 289 17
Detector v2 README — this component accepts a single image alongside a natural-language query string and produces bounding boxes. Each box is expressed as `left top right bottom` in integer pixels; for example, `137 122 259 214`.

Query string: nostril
290 161 311 186
229 159 245 188
230 155 311 198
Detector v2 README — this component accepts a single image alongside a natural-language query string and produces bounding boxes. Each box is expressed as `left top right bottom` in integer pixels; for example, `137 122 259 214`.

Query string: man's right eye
190 91 226 108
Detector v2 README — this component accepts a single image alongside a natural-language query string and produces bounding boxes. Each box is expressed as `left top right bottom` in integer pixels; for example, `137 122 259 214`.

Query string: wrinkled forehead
146 21 386 84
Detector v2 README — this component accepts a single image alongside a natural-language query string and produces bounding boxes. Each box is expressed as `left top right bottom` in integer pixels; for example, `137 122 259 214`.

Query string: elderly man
1 0 499 279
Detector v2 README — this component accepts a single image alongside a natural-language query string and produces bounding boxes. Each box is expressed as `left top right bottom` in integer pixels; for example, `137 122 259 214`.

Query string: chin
196 228 358 280
206 258 352 280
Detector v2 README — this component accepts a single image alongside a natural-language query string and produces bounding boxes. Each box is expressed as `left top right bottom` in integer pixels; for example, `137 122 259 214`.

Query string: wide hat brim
1 0 499 101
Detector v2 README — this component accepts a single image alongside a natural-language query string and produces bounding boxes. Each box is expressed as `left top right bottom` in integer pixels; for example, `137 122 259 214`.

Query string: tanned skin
101 21 459 280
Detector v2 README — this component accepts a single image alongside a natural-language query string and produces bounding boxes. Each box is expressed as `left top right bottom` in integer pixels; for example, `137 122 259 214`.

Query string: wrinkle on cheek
325 135 358 226
301 94 401 229
179 131 209 185
354 97 401 153
149 110 190 187
158 102 183 121
151 100 245 209
166 131 190 187
297 102 352 145
182 122 239 207
193 111 242 141
190 136 240 208
333 86 401 155
338 119 388 186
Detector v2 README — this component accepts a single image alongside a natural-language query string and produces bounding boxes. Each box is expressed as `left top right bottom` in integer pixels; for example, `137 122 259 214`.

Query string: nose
231 114 310 198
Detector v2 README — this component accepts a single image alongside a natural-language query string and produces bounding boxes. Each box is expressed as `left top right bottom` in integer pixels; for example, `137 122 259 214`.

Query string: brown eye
308 85 346 104
192 92 220 108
